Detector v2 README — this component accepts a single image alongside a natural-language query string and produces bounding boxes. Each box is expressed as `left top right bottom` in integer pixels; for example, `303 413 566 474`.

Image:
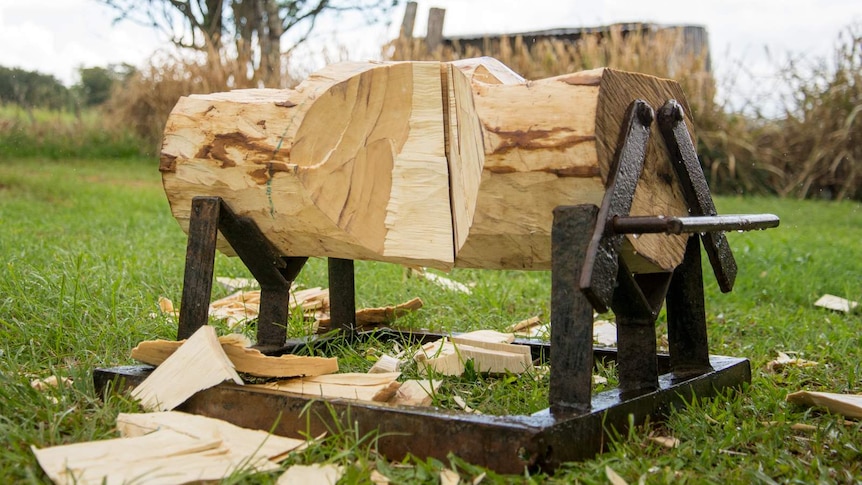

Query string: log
446 57 689 272
162 61 453 269
161 58 691 273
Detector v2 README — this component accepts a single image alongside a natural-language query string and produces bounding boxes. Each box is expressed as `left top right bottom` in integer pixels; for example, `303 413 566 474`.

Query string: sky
0 0 859 109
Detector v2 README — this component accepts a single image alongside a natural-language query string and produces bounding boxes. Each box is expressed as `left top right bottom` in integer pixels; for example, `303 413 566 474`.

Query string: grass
1 157 861 482
0 105 149 159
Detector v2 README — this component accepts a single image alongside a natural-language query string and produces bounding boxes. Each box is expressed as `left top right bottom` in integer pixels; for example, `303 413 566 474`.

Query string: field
1 157 861 483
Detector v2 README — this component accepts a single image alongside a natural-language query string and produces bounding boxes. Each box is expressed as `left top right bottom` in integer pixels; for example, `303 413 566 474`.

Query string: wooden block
415 338 532 376
368 354 402 374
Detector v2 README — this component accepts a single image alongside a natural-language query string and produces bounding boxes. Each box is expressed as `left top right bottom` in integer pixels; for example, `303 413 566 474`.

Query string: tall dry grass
386 25 717 135
103 50 305 152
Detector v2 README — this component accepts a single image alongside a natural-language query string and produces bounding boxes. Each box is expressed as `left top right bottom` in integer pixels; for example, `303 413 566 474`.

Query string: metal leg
616 316 659 395
216 200 306 350
549 205 598 414
177 197 220 340
666 235 713 377
328 258 356 339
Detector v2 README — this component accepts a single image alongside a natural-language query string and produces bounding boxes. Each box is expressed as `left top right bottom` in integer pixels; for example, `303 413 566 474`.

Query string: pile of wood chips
30 321 443 484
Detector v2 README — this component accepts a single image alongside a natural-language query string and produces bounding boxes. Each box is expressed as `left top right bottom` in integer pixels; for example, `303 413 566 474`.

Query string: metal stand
94 99 778 473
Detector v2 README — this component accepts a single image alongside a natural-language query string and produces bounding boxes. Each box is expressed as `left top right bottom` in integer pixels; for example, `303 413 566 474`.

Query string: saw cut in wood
161 57 691 273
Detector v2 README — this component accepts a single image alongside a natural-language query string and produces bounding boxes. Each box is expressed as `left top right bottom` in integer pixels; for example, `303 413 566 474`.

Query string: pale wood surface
414 337 533 375
117 411 305 462
32 429 277 485
278 464 344 485
786 391 862 419
251 372 402 402
131 325 242 411
389 379 441 407
162 58 693 272
162 61 454 269
131 333 339 378
450 58 689 271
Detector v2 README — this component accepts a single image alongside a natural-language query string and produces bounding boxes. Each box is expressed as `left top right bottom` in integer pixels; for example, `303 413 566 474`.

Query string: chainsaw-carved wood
162 58 692 273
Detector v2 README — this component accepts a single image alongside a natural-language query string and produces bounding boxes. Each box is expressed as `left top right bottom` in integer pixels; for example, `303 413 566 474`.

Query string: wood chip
131 325 242 411
32 428 277 485
216 276 258 292
453 395 481 414
389 379 442 407
648 435 680 448
410 268 472 294
157 296 175 314
209 287 329 328
131 333 339 378
31 375 72 391
507 316 541 333
277 463 344 485
814 294 859 313
605 465 628 485
414 338 532 376
594 320 617 347
368 354 402 374
453 329 515 344
370 469 391 484
117 411 306 462
251 372 402 403
790 423 818 432
765 352 818 373
786 391 862 419
317 297 424 328
440 468 461 485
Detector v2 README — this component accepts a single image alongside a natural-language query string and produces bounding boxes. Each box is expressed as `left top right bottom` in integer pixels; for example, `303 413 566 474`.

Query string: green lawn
1 158 860 483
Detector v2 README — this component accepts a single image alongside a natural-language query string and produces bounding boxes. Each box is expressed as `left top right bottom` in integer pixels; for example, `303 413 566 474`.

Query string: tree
0 66 72 111
98 0 399 87
74 64 136 106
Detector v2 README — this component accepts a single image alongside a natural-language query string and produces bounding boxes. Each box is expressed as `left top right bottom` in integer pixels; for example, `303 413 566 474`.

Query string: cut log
161 61 453 269
161 58 692 273
131 333 338 378
131 325 242 411
447 57 689 272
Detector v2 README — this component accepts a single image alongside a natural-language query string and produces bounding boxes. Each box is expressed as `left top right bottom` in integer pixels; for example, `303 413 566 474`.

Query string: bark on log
161 58 691 273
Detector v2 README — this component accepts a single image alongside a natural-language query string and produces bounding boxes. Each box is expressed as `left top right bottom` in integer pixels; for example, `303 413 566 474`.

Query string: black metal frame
94 99 778 474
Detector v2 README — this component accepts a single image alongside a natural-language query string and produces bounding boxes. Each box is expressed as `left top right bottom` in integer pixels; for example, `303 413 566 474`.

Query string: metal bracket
176 196 308 352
